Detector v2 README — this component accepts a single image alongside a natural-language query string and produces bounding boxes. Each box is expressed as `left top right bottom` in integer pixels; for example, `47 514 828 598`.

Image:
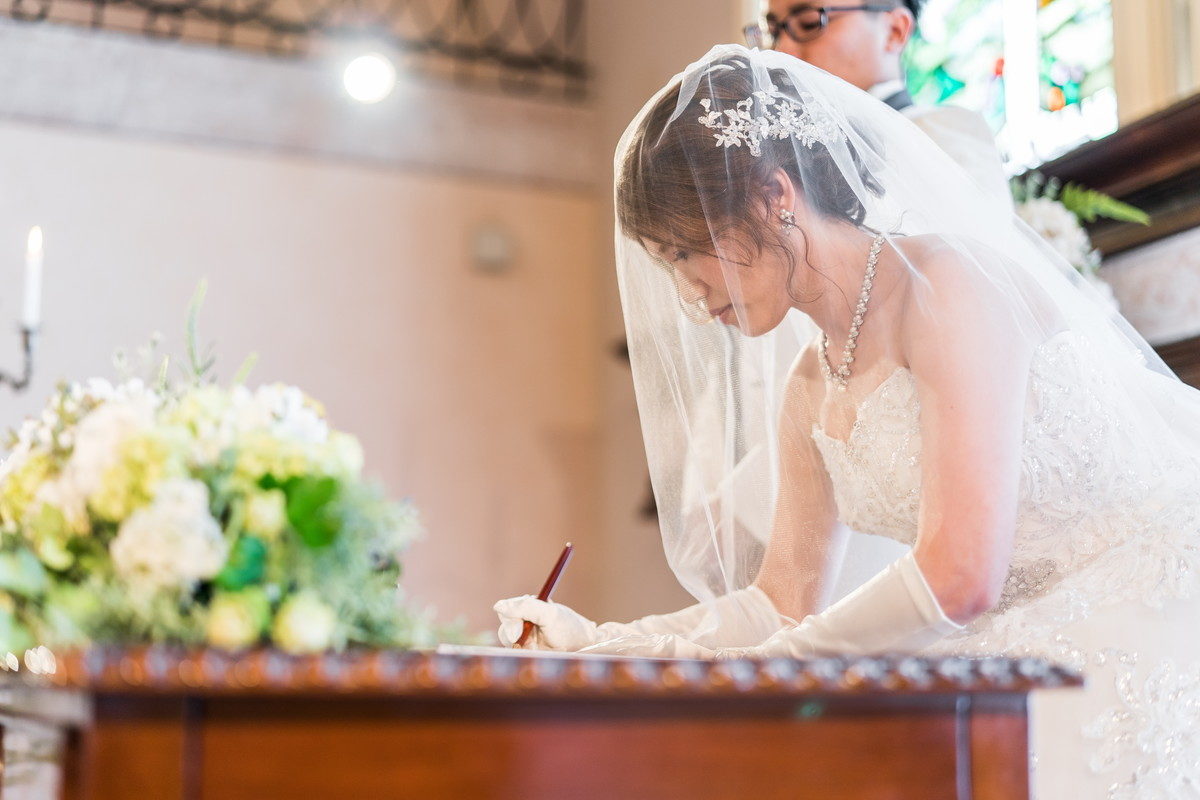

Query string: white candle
23 226 43 330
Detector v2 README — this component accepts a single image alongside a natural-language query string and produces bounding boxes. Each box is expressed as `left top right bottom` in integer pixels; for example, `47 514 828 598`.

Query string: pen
514 542 574 648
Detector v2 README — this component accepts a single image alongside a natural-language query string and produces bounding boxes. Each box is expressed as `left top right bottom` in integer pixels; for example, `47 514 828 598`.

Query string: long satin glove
721 551 964 658
493 586 782 651
582 552 964 659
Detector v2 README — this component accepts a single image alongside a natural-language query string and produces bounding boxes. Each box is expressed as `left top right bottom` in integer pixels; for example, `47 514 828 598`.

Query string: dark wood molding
1036 92 1200 256
0 648 1078 799
18 647 1081 698
1154 333 1200 386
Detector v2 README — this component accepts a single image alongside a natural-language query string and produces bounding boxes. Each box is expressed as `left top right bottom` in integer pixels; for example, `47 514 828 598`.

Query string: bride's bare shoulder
891 233 975 272
889 233 1000 302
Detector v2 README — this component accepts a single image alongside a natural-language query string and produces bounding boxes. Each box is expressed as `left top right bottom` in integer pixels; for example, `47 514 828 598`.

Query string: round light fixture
343 53 397 104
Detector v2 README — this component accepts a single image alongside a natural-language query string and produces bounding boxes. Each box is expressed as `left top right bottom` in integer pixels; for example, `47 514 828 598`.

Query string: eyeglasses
744 4 896 48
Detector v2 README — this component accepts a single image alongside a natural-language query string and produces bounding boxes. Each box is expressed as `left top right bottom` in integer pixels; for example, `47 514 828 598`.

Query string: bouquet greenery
1011 171 1149 277
0 287 464 655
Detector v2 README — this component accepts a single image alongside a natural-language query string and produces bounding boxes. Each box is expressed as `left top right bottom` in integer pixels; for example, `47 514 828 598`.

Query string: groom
752 1 1012 211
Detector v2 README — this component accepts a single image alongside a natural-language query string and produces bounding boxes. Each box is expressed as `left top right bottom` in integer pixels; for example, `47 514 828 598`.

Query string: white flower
0 438 33 485
1017 197 1096 273
64 393 157 500
325 433 364 477
244 489 287 539
110 479 228 592
31 475 89 535
271 591 337 654
256 385 329 444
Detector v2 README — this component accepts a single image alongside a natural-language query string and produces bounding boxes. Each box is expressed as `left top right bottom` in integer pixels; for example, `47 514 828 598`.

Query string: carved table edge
0 648 1084 698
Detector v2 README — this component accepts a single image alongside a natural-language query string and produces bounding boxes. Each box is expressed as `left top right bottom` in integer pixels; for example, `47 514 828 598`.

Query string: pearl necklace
818 234 886 392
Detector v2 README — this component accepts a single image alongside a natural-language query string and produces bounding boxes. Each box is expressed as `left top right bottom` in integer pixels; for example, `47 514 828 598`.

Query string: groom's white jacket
870 80 1014 216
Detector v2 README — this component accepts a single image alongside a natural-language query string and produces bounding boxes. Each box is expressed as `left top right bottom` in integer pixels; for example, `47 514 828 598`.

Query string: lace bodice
811 330 1200 636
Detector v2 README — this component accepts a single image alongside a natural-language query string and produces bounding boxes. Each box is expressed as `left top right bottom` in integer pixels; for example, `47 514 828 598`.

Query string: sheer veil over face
613 45 1188 641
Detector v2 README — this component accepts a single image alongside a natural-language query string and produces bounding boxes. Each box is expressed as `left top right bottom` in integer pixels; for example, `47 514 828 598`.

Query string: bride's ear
762 168 801 220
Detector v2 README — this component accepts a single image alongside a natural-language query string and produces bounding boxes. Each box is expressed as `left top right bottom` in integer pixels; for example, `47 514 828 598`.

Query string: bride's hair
616 57 884 289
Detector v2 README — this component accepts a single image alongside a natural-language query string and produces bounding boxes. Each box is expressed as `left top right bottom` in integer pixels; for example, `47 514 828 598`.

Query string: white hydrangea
168 383 329 467
255 384 329 444
1017 197 1098 273
110 479 228 592
0 436 33 485
63 390 158 500
169 385 250 466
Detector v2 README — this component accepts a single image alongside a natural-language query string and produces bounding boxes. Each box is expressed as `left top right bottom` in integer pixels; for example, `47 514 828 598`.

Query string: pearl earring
778 209 796 230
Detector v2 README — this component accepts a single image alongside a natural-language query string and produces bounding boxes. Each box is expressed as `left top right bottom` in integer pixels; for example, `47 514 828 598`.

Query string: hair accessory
698 88 842 156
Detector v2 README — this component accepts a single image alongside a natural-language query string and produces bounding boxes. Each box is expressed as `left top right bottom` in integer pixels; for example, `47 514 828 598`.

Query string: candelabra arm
0 327 36 392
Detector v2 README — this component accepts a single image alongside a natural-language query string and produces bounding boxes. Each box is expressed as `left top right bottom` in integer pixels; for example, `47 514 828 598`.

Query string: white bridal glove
582 552 964 659
494 585 783 652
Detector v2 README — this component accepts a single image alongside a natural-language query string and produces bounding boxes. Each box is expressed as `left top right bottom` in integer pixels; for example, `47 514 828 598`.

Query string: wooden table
0 648 1080 800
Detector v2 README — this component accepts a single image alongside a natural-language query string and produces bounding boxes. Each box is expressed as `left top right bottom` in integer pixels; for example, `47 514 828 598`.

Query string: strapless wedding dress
811 330 1200 799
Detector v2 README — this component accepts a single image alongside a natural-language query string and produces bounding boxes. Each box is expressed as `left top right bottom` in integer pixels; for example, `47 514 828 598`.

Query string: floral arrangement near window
0 286 468 656
1011 171 1149 309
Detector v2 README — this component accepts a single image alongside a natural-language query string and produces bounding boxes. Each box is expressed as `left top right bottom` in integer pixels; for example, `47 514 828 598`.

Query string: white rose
110 479 228 592
1017 198 1093 271
271 592 337 654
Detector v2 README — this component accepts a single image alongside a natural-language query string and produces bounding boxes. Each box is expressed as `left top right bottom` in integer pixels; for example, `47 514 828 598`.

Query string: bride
495 45 1200 796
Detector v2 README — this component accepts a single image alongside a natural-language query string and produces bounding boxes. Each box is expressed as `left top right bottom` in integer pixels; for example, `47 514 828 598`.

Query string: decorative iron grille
2 0 587 98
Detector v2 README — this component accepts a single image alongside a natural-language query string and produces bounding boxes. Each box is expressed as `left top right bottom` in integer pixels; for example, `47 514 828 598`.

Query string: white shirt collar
867 79 907 101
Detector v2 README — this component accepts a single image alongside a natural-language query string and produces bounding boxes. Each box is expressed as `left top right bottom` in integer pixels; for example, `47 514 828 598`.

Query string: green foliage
184 280 217 385
1059 183 1150 225
0 283 465 654
0 548 49 598
284 476 342 548
1011 171 1150 226
215 536 267 590
232 353 259 386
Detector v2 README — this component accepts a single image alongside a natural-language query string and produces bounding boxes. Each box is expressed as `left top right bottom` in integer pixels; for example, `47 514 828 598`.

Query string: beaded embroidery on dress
608 44 1200 799
811 329 1200 798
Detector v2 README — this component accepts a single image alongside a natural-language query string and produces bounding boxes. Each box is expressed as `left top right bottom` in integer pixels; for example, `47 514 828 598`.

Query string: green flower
0 452 53 530
89 430 184 522
205 588 270 651
25 504 74 570
234 432 310 486
244 489 287 540
271 591 338 654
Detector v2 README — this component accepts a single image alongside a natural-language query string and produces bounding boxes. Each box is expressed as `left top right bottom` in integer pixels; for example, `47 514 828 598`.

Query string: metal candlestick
0 327 35 392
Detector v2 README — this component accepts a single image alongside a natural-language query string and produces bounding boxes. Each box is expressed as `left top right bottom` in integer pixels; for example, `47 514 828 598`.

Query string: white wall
0 1 766 638
0 116 602 633
588 2 749 621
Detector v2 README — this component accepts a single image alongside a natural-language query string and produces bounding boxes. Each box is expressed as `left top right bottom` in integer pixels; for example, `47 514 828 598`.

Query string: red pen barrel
513 543 574 649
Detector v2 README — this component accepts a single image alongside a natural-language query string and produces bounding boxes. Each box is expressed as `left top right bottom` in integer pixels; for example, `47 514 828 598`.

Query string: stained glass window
905 0 1117 171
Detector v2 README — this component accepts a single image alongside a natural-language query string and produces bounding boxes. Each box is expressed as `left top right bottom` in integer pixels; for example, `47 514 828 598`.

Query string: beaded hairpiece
697 87 842 156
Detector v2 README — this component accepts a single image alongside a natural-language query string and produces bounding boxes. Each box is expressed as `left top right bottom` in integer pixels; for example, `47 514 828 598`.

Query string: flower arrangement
0 286 465 655
1011 173 1150 313
1011 172 1149 277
